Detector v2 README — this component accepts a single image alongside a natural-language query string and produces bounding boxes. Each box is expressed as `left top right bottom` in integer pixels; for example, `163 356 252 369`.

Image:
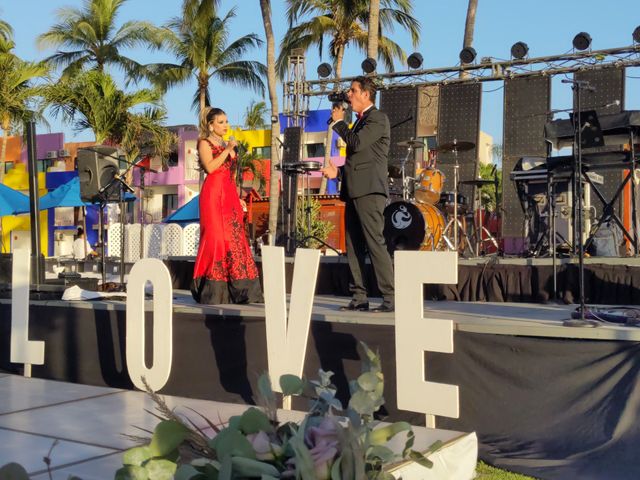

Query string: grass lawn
476 461 537 479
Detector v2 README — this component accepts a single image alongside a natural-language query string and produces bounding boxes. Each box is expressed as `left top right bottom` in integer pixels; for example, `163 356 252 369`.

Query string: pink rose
305 417 341 480
246 431 282 461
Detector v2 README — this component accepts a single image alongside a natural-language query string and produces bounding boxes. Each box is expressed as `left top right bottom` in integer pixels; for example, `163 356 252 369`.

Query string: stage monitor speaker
277 127 303 254
77 146 121 204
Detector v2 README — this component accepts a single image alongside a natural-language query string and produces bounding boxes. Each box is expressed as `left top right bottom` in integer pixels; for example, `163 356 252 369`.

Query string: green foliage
296 195 334 249
148 1 266 111
119 342 440 480
43 70 164 144
36 0 162 81
277 0 421 78
236 140 266 194
243 100 267 130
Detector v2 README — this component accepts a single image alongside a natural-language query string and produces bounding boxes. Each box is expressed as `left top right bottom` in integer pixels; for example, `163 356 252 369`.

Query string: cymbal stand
400 143 414 201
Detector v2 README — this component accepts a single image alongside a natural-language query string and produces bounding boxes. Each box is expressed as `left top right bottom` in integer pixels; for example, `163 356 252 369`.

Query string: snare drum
438 191 468 214
383 201 445 252
414 168 445 204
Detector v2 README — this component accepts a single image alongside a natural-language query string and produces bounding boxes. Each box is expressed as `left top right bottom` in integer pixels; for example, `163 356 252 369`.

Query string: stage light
573 32 592 51
361 57 377 74
407 52 423 69
633 26 640 44
459 47 477 64
316 63 332 78
510 41 529 60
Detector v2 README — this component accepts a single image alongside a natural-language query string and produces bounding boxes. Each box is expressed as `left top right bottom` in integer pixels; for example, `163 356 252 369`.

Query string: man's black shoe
340 301 369 312
371 303 394 313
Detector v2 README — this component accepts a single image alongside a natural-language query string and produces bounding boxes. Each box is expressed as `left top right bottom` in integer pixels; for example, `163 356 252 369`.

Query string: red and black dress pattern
191 140 263 304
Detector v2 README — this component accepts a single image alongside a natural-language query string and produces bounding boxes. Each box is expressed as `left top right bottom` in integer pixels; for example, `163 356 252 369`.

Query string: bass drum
383 201 445 253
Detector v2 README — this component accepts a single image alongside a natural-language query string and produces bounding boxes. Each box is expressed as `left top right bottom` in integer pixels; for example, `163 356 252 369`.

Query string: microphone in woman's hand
229 135 239 154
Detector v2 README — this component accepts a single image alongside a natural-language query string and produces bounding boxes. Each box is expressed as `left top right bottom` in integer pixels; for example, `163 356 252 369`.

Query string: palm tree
259 0 281 243
44 70 163 144
37 0 161 80
244 100 267 130
235 140 265 194
0 19 14 54
150 1 266 113
367 0 381 63
460 0 478 78
0 54 49 182
277 0 420 78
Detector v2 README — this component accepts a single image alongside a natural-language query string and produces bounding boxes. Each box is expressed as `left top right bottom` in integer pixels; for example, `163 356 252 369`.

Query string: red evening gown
191 140 263 304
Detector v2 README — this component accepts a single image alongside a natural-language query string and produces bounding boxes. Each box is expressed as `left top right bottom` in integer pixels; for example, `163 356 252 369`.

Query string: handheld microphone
229 135 239 154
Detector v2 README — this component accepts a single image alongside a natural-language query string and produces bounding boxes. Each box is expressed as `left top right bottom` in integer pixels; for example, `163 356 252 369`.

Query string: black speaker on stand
77 146 122 289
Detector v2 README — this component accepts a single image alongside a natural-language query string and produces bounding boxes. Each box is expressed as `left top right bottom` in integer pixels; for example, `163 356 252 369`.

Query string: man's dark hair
353 76 377 102
77 227 84 236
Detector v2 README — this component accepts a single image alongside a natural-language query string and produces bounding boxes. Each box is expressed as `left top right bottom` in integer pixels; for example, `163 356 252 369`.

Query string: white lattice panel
108 223 123 258
144 224 164 259
163 224 183 257
183 223 200 257
125 224 142 263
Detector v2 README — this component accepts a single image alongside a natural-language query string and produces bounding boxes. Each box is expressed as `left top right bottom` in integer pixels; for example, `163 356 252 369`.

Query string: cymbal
460 179 494 186
436 141 475 153
397 139 426 148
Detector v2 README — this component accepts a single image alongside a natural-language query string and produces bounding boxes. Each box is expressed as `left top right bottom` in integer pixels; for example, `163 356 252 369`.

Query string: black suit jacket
332 106 390 201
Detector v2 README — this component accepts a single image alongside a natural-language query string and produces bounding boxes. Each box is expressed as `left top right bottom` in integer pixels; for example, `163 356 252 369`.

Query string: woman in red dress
191 107 263 304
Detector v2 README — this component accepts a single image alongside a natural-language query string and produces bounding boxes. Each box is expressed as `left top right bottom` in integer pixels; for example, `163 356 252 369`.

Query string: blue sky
3 0 640 144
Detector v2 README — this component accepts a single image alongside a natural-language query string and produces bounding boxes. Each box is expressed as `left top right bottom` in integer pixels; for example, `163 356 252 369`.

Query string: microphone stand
561 79 597 327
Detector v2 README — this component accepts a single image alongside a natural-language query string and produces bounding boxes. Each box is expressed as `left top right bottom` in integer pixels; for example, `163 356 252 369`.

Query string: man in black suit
322 76 394 313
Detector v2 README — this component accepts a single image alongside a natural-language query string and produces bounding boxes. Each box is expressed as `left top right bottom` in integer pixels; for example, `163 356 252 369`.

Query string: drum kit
384 139 500 256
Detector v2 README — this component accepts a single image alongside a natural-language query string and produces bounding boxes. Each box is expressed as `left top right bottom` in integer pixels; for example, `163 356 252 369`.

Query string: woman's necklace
208 133 225 147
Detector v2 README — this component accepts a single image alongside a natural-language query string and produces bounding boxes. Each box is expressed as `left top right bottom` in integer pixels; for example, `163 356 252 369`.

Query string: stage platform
164 255 640 305
2 292 640 478
0 375 476 479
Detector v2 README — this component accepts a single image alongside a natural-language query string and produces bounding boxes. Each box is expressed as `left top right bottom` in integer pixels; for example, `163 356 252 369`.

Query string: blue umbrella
39 176 135 209
0 184 30 216
164 195 199 223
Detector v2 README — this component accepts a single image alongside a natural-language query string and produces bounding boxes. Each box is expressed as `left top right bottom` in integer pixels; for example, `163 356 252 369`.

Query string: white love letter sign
126 258 173 391
262 246 320 390
395 251 459 419
10 249 45 367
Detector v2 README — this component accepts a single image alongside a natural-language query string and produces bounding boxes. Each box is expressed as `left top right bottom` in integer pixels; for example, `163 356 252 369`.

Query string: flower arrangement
116 343 441 479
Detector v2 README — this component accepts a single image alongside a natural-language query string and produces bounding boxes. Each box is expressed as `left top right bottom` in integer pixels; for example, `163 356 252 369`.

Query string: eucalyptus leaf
357 371 381 392
257 374 275 405
149 420 190 457
279 374 304 396
318 369 334 387
369 422 412 446
212 429 256 459
407 449 434 469
367 445 395 463
238 407 274 434
174 465 204 480
230 456 280 477
349 390 377 416
145 459 177 480
123 446 153 467
114 465 149 480
0 463 30 480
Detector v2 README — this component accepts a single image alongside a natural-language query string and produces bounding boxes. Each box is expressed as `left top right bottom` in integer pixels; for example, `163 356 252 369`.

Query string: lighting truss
288 44 640 98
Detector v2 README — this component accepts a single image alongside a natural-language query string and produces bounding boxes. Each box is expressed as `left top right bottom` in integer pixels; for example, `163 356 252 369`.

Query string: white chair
163 223 184 257
125 224 142 263
183 223 200 257
144 224 164 259
108 223 122 258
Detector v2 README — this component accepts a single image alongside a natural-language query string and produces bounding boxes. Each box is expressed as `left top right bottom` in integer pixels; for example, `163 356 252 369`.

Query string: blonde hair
198 106 226 139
